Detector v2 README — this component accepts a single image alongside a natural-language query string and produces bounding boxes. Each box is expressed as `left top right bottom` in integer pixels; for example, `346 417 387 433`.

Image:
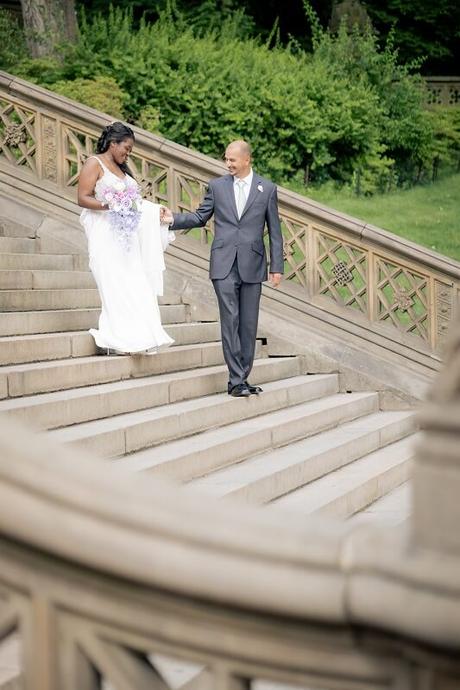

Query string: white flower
257 184 263 192
113 180 125 192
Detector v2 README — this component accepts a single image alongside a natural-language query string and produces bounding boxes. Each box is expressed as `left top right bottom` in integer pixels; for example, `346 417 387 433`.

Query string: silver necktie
236 179 246 218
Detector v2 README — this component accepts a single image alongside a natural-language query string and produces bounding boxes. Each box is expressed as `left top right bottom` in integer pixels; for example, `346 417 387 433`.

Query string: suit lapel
240 173 260 219
224 174 239 222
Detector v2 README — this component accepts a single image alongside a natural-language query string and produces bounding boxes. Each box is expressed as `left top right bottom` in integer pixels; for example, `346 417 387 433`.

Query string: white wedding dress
80 157 175 354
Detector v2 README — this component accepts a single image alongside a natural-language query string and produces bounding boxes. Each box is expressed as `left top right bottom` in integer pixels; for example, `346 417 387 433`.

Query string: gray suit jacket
171 172 284 282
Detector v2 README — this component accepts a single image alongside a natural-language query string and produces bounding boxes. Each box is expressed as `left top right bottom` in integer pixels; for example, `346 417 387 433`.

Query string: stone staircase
0 208 419 524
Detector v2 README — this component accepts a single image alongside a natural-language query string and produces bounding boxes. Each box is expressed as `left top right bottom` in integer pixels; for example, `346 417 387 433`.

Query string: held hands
160 205 174 225
269 273 282 288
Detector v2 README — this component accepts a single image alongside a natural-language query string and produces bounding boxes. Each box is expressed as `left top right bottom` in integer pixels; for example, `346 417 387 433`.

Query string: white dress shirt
233 169 253 210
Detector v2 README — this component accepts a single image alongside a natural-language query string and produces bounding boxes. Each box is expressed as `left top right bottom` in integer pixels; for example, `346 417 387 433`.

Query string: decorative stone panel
41 116 58 183
280 215 308 286
0 100 36 172
376 257 429 343
316 231 368 315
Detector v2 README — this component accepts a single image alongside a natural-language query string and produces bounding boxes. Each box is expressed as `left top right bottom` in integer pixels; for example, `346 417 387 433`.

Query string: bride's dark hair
96 122 135 176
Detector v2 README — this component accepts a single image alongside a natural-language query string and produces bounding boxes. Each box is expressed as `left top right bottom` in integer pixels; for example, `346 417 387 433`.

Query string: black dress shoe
229 384 251 397
245 381 263 394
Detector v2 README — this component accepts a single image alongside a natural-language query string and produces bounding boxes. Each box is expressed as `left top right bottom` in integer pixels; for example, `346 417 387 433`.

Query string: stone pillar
413 316 460 554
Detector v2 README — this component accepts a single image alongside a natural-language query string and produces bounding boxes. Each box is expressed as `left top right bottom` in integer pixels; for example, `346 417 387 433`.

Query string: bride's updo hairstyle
95 122 135 176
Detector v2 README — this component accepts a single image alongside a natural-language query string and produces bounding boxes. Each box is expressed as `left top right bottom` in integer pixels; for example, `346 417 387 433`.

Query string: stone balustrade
426 77 460 107
1 405 460 689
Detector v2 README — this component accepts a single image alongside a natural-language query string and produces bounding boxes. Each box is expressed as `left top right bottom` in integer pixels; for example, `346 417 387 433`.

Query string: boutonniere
257 184 264 192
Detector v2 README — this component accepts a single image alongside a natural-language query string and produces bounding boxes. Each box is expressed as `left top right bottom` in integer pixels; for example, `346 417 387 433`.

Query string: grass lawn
302 174 460 262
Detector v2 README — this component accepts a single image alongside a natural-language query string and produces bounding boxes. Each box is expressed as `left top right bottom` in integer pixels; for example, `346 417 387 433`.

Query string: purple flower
96 180 142 251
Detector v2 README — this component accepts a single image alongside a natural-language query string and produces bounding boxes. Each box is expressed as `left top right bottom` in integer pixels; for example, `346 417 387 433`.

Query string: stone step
348 480 412 526
166 321 221 346
0 237 37 254
0 270 181 299
0 308 99 336
0 339 247 398
158 292 183 306
0 357 301 430
0 322 221 366
0 304 187 336
0 288 101 311
0 253 78 271
189 411 417 504
48 374 339 458
0 216 35 238
0 270 96 290
273 434 418 519
120 391 380 482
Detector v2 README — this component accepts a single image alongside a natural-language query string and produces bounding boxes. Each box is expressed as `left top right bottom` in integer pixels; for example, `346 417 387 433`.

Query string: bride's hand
160 205 174 225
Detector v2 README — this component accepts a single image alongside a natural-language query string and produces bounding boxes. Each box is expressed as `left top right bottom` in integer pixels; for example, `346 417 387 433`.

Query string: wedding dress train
80 157 174 354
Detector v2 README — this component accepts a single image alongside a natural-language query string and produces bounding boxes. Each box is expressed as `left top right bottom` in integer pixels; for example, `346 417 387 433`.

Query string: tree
329 0 371 33
362 0 460 75
20 0 77 57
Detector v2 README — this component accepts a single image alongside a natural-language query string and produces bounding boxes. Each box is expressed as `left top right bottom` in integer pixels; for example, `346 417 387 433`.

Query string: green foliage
173 0 255 38
363 0 460 75
36 6 427 189
76 0 460 74
307 21 434 191
77 0 255 37
48 76 128 117
4 3 459 197
14 57 65 85
135 104 161 132
425 108 460 170
0 9 27 71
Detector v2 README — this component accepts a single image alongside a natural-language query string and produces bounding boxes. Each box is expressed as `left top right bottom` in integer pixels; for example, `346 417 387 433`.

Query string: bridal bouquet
97 180 142 251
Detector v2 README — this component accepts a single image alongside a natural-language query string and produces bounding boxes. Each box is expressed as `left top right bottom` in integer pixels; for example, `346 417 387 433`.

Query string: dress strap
87 155 109 171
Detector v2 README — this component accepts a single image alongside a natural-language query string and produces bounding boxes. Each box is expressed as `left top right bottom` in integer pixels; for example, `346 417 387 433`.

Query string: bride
78 122 174 355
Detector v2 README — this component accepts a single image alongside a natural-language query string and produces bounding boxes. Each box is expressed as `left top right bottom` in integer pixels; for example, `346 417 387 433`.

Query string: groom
161 140 284 397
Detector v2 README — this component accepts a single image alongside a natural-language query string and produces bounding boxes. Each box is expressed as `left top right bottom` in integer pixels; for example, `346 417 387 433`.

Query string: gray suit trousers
213 259 261 390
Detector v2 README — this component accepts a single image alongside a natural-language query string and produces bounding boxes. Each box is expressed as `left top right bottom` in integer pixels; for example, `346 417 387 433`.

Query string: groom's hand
160 205 174 225
269 273 282 288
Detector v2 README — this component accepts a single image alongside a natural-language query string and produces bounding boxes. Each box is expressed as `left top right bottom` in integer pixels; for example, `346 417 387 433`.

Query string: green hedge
2 6 459 194
48 76 128 118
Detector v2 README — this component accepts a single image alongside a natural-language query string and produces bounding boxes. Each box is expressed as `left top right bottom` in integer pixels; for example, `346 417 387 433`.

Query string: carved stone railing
1 401 460 689
426 77 460 107
1 70 459 364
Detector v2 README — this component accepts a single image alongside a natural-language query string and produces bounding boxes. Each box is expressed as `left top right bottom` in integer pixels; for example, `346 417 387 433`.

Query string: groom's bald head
225 140 252 178
228 140 252 158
